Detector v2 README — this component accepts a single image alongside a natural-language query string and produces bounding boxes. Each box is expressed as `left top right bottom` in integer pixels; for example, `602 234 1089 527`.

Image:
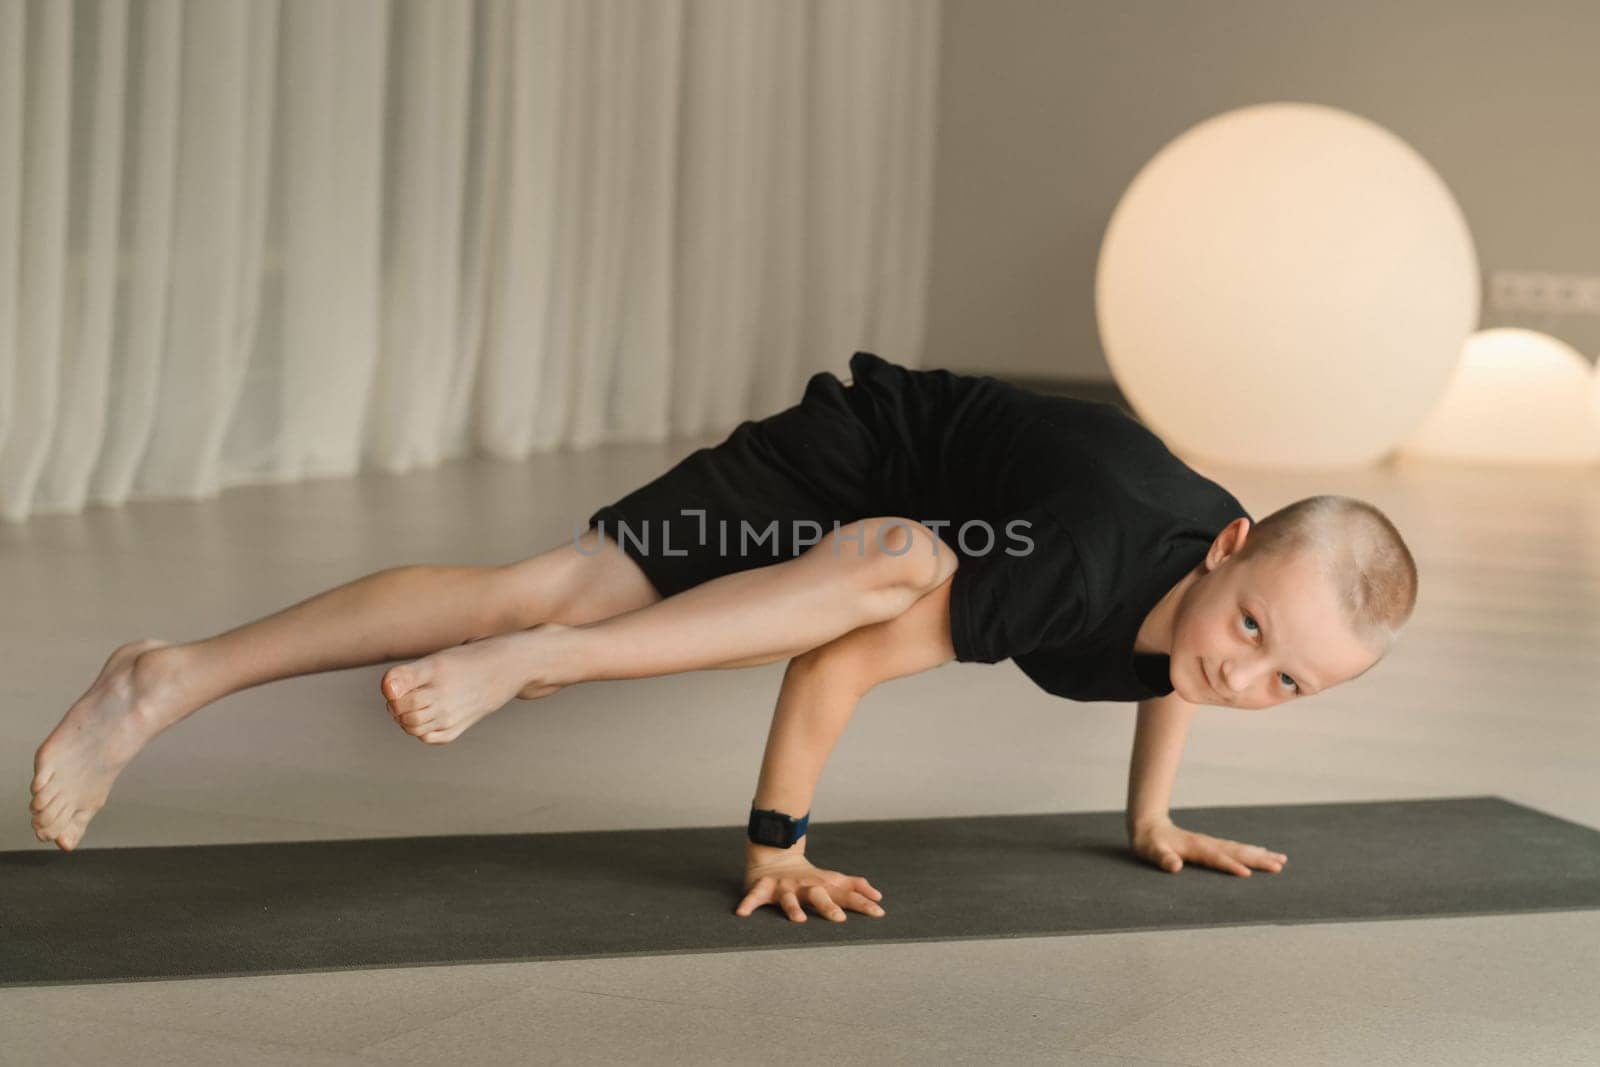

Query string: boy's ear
1205 517 1253 570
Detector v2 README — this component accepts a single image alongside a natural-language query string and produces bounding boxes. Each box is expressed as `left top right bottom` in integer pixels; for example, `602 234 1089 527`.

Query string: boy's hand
1129 815 1287 877
735 854 887 922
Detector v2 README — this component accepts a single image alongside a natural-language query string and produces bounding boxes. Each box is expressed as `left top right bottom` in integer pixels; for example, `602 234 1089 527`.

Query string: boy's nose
1218 661 1256 695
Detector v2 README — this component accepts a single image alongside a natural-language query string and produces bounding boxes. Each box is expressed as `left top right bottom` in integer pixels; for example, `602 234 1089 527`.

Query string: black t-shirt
844 351 1253 703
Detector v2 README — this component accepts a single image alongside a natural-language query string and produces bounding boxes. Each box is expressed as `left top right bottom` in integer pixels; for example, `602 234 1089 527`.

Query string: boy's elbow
1139 690 1194 712
1136 689 1200 725
792 575 958 695
786 643 874 699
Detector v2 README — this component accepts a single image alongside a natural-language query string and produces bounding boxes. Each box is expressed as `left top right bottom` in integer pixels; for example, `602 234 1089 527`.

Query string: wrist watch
747 806 810 848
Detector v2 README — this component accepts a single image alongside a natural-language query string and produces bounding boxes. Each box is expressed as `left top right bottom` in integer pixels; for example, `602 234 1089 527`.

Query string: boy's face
1168 519 1382 709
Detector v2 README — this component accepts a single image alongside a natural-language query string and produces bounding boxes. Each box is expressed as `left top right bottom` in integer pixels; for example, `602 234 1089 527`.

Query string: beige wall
927 0 1600 381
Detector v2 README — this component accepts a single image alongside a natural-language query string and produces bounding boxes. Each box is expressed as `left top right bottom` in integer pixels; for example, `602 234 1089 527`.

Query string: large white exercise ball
1397 329 1600 465
1095 102 1480 468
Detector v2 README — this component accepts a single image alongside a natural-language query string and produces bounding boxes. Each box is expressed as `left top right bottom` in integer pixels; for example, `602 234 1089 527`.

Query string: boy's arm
1125 691 1290 877
744 572 957 864
736 574 957 921
1126 691 1198 836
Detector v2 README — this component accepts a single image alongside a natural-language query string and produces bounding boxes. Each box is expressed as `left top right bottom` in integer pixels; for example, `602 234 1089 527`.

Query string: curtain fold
0 0 940 523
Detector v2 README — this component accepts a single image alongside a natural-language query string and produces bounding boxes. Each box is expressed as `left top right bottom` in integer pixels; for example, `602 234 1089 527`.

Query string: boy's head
1166 495 1418 709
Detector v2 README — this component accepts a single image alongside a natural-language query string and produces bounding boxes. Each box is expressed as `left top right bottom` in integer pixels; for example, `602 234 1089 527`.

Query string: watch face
755 814 787 843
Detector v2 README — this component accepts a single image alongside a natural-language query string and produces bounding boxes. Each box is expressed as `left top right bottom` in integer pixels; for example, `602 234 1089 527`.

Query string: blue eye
1242 612 1300 694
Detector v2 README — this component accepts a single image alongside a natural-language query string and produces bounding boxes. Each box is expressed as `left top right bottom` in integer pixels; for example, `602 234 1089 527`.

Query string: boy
29 353 1415 926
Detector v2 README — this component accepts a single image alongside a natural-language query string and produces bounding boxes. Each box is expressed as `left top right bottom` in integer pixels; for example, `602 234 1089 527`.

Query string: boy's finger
807 885 846 922
780 890 806 922
845 892 886 916
851 877 882 900
1160 851 1182 872
1203 848 1248 876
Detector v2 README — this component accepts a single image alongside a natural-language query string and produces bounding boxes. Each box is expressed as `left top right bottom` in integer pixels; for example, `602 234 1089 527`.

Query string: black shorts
587 354 913 598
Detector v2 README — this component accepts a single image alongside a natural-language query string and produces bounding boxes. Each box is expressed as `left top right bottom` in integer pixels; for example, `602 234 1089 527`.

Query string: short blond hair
1235 495 1418 661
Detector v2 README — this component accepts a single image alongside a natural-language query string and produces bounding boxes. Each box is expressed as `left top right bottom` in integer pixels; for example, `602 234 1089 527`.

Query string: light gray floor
3 435 1598 1065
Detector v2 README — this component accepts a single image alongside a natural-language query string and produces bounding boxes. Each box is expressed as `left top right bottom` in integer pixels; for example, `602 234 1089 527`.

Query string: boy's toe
37 795 69 827
381 670 407 700
396 690 432 714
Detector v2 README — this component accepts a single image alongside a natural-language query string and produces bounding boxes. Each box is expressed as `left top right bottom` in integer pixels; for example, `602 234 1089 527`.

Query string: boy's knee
828 517 952 596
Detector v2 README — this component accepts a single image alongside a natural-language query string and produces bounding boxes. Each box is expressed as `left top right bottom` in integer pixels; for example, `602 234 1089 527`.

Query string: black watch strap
747 806 810 848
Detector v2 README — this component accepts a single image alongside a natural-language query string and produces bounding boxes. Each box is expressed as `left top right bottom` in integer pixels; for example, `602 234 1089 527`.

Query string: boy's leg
373 516 956 747
29 530 657 849
156 530 658 716
523 517 957 687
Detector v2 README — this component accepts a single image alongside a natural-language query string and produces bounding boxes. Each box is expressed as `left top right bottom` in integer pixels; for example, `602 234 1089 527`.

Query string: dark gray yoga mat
4 795 1599 987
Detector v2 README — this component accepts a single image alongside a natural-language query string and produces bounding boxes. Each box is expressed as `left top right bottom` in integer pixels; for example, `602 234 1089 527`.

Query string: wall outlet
1487 271 1600 315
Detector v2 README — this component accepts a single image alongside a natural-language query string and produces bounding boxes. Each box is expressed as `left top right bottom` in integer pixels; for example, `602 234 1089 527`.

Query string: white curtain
0 0 940 522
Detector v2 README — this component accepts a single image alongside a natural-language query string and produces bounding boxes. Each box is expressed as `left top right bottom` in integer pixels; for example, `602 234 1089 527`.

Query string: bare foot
380 624 570 745
30 638 184 851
